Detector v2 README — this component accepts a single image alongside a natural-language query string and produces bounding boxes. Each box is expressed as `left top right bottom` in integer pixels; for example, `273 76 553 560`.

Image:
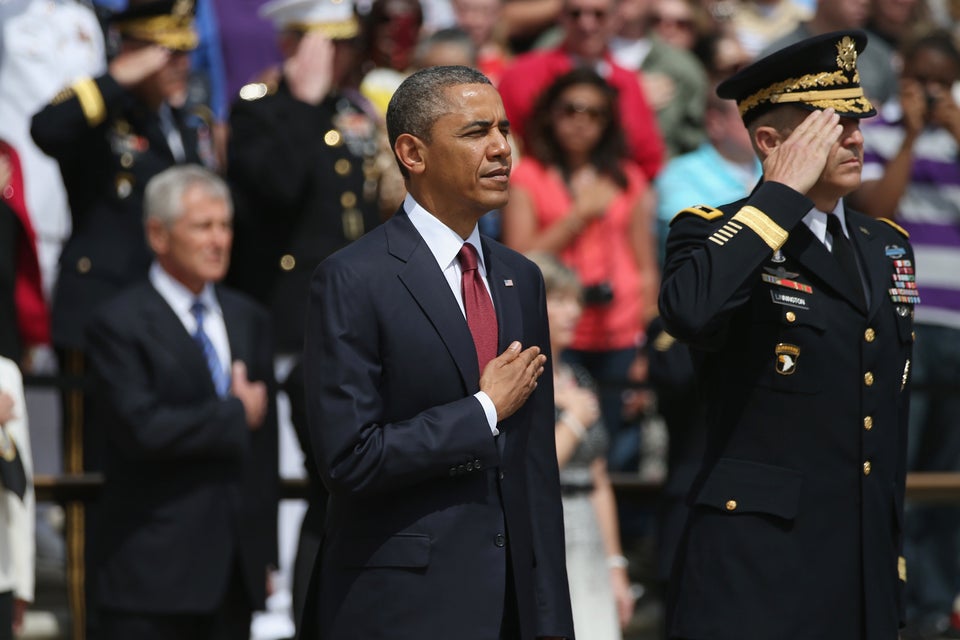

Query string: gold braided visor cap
716 29 877 124
112 0 198 51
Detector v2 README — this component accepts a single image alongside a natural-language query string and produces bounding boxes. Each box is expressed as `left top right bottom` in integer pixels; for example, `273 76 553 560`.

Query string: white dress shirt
149 262 232 378
801 199 870 305
404 194 500 434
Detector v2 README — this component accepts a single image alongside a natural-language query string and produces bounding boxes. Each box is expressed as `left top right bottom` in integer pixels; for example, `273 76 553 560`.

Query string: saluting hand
231 361 267 430
480 341 547 423
763 107 842 196
284 31 336 106
108 45 172 88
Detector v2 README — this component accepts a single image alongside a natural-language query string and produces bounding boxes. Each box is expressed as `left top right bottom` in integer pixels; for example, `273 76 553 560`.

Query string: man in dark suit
85 165 278 640
302 65 574 639
659 31 915 640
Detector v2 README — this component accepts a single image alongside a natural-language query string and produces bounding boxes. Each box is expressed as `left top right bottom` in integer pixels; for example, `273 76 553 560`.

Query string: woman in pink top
503 67 659 469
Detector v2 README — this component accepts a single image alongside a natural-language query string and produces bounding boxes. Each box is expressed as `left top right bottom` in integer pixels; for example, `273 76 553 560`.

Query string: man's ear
394 133 426 176
753 125 783 158
146 218 169 257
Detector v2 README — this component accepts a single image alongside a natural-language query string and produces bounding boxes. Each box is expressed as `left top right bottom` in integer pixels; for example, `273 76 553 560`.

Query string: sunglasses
651 14 693 29
554 102 609 122
566 7 608 20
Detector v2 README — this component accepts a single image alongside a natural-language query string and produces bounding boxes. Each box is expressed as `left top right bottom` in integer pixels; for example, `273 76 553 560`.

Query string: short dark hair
902 29 960 72
386 65 492 177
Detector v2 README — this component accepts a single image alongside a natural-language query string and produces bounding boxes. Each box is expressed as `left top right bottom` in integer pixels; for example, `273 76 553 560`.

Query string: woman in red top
502 67 658 469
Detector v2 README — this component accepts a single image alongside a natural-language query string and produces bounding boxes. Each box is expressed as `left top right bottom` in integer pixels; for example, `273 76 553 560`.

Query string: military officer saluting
660 31 915 640
225 0 388 629
226 0 387 357
31 0 213 352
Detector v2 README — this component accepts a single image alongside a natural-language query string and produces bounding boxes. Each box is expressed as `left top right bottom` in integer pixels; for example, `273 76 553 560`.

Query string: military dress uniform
659 31 916 640
227 80 383 354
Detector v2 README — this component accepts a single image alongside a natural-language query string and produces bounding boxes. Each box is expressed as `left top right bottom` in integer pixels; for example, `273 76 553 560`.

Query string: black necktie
827 214 865 308
0 426 27 501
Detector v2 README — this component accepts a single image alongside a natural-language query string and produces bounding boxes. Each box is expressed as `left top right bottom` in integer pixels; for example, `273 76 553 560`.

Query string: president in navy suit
302 65 574 639
85 166 278 640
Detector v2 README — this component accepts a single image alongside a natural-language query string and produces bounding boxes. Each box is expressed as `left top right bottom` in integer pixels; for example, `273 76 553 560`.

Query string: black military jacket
226 80 384 353
660 181 915 640
31 74 208 349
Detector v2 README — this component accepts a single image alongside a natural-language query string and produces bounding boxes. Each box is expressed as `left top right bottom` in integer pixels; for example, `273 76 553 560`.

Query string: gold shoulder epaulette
878 218 910 238
238 81 277 101
670 204 724 225
51 86 75 105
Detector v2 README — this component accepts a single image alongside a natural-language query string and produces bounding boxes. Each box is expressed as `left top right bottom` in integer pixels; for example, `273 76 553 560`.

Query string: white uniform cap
259 0 359 39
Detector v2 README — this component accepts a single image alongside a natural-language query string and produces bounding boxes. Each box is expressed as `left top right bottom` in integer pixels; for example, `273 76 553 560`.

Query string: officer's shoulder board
670 204 724 226
238 80 279 102
878 218 910 238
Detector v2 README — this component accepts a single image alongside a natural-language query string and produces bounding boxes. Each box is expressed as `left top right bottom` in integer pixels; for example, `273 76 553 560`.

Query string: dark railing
33 471 960 505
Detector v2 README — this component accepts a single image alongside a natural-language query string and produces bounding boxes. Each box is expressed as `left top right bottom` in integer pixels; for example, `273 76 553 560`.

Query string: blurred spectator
412 27 478 68
609 0 708 157
187 0 229 170
501 0 563 53
498 0 665 180
849 29 960 639
653 88 760 263
528 251 634 639
85 165 278 640
226 0 389 629
759 0 899 106
729 0 811 58
691 27 753 80
649 0 705 50
0 144 50 364
451 0 512 84
361 0 424 75
0 356 35 640
502 68 658 471
867 0 934 51
0 0 106 301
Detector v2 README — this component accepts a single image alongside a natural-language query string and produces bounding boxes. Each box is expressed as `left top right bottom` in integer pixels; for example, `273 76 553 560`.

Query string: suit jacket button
495 533 506 547
725 500 737 511
864 371 874 386
863 461 872 476
785 311 796 323
864 328 876 342
280 254 296 271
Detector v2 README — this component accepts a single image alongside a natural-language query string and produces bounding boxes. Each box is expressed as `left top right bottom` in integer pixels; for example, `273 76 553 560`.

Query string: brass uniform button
863 461 872 476
785 311 796 323
280 254 296 271
864 328 875 342
334 159 351 175
77 257 92 274
912 331 916 341
324 129 342 147
340 191 357 208
864 371 874 386
863 416 873 431
120 152 134 168
725 500 737 511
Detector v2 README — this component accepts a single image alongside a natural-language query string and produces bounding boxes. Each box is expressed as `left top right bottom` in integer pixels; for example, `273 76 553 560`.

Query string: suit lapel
141 283 217 395
783 222 865 314
218 287 250 370
484 242 522 355
389 213 482 389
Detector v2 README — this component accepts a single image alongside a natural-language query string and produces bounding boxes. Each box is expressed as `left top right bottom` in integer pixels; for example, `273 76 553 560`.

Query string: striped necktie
190 300 230 397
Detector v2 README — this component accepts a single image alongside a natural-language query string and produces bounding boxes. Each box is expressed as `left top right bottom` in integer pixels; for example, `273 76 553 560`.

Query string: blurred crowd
4 0 960 638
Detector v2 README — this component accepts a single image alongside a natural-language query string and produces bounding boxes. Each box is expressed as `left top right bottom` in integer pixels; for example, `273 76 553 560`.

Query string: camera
582 281 615 306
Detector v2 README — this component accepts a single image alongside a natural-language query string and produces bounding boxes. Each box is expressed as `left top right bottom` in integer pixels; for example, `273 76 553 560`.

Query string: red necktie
457 243 499 371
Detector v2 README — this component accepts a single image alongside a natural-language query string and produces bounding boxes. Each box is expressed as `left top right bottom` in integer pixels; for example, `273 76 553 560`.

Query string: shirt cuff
474 391 499 436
